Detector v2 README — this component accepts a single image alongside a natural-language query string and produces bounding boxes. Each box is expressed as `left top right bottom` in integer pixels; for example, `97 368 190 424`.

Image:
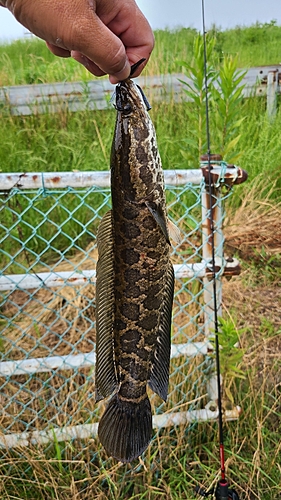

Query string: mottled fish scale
96 78 175 462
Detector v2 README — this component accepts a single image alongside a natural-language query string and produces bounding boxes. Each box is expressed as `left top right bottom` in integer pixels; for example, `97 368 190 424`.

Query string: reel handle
216 480 228 500
215 481 240 500
195 481 240 499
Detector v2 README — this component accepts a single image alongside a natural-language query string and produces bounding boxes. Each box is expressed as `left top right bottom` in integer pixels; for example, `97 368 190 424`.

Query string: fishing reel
195 480 240 500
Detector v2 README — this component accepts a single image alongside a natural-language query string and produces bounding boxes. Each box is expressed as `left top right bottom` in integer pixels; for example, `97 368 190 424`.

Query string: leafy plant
210 317 246 402
178 34 217 164
179 34 246 163
211 56 246 162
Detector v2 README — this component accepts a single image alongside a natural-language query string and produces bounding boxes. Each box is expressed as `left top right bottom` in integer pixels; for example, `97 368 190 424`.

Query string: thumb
68 15 131 81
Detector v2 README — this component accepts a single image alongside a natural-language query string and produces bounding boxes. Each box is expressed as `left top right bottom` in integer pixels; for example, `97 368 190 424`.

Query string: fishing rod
195 1 240 499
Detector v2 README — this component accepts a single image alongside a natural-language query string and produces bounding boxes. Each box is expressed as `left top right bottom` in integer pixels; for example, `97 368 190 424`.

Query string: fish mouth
114 81 151 114
112 59 151 114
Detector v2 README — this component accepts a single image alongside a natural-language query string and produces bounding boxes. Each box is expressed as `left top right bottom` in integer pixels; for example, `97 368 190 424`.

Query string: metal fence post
200 155 248 406
267 70 279 118
200 154 224 403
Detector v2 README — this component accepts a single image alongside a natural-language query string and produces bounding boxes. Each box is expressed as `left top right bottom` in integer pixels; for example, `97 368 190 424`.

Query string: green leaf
224 135 242 153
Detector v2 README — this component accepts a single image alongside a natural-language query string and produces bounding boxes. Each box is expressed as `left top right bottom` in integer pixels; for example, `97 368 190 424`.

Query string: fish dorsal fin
148 261 174 401
95 210 118 400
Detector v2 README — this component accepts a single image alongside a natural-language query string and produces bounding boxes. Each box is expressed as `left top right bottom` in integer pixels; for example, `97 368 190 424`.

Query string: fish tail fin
98 393 152 462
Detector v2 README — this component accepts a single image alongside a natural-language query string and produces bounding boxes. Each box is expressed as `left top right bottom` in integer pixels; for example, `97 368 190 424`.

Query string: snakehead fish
95 70 175 463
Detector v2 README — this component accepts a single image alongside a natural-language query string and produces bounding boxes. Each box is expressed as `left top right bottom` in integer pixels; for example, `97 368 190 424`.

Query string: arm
0 0 154 82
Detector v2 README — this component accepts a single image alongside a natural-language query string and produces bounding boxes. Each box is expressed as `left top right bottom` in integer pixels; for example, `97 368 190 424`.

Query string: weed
210 317 246 403
179 34 247 163
1 22 281 85
179 34 216 163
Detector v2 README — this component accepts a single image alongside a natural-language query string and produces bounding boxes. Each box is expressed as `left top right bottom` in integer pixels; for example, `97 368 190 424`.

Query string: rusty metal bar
0 167 247 191
0 341 211 378
0 259 240 292
200 156 247 407
201 169 223 406
0 405 242 449
201 160 224 339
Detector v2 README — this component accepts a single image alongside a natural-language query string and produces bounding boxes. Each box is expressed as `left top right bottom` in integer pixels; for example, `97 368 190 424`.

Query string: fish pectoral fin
168 218 182 245
148 261 174 401
145 201 170 245
96 210 118 400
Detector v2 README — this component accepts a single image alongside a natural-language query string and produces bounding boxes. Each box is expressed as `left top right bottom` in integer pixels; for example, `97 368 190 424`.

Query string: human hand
1 0 154 83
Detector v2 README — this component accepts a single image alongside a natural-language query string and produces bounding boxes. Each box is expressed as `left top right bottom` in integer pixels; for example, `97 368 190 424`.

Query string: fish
95 68 175 463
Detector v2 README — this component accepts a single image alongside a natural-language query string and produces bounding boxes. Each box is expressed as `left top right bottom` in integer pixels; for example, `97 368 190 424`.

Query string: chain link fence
0 168 242 468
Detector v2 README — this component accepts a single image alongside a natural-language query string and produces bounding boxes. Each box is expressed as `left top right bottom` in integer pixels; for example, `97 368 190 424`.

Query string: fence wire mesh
0 174 232 467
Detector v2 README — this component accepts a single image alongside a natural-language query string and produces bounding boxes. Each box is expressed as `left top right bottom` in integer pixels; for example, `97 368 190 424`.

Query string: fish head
114 79 151 118
111 79 164 207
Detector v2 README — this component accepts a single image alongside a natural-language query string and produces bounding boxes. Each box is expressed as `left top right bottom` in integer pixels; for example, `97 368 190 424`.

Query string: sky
0 0 281 41
137 0 281 31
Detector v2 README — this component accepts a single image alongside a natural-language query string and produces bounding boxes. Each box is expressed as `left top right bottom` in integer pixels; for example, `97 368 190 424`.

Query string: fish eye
114 87 133 114
114 102 132 114
122 103 132 115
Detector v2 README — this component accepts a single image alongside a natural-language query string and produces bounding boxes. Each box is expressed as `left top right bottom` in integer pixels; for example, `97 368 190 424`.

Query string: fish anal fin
96 210 118 400
148 261 174 401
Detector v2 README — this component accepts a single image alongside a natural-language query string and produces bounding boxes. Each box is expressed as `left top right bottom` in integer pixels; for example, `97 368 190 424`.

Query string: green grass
1 95 281 260
1 21 281 85
0 344 280 499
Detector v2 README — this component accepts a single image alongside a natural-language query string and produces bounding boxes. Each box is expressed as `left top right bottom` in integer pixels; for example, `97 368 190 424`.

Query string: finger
71 51 106 77
7 0 131 81
46 42 70 58
109 58 146 84
49 0 130 80
46 44 105 76
65 14 131 81
105 3 154 82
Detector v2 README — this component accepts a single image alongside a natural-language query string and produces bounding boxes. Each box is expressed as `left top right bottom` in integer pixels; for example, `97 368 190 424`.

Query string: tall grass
1 21 281 85
2 91 281 178
1 72 281 259
1 332 280 500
